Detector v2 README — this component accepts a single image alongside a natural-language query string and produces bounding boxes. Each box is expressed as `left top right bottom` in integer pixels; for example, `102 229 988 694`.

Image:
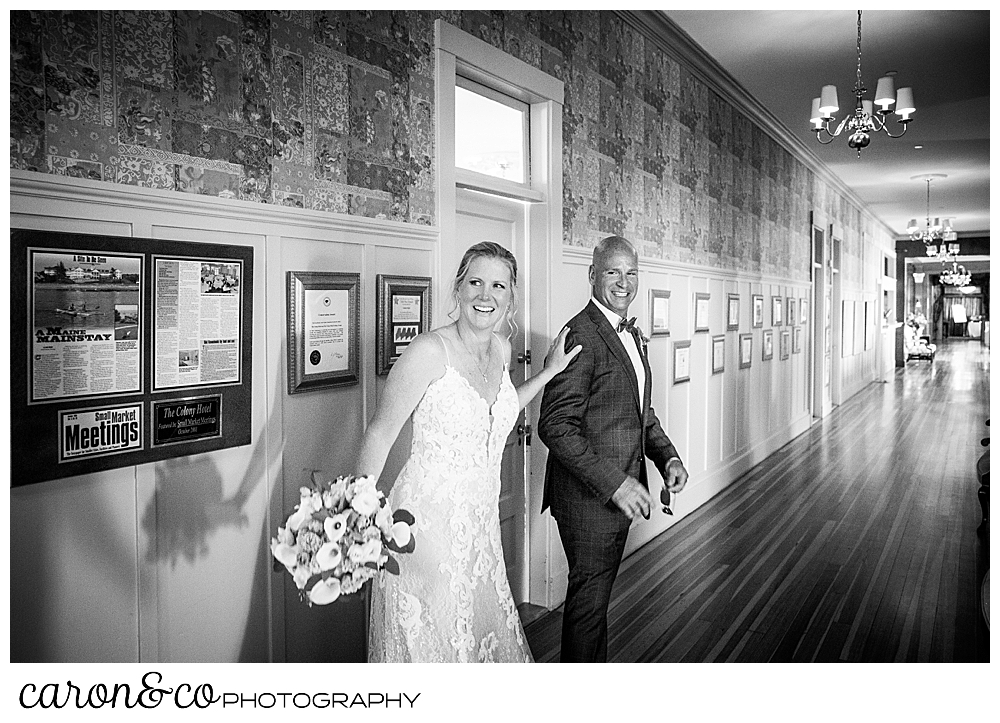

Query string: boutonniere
636 328 650 352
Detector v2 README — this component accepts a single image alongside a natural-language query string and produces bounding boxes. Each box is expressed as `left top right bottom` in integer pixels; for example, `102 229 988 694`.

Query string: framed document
694 292 711 333
727 293 740 330
739 333 753 369
780 329 790 360
793 325 803 354
762 329 774 361
800 298 809 325
752 294 764 328
649 289 671 337
786 297 796 327
673 340 691 384
772 296 783 326
286 271 360 393
712 334 725 374
377 275 431 375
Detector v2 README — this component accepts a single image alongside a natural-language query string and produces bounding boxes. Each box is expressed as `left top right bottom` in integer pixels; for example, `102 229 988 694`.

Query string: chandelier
940 261 971 287
907 174 959 260
810 11 915 157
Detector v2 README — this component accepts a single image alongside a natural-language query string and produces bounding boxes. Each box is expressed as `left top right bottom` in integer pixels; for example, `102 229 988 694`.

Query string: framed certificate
712 334 725 374
752 294 764 328
694 292 711 333
739 333 753 369
673 340 691 384
727 293 740 330
286 271 360 393
762 329 774 361
772 295 783 327
649 289 671 337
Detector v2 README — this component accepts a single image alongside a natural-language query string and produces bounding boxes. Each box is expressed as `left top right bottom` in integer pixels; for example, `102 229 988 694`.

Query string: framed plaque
377 275 432 375
762 329 774 361
739 333 753 369
752 294 764 328
780 329 790 360
673 340 691 384
727 293 740 330
712 334 725 374
694 292 711 333
772 296 783 327
649 289 671 337
787 297 796 327
287 271 360 393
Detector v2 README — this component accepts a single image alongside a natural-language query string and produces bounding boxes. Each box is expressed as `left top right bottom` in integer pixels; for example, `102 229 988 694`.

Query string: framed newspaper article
10 229 253 486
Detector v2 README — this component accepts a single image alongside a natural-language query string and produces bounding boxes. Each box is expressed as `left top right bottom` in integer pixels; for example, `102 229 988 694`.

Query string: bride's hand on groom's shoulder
544 326 582 374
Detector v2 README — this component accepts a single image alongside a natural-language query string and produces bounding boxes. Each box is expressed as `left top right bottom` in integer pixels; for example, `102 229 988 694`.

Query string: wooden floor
523 338 990 662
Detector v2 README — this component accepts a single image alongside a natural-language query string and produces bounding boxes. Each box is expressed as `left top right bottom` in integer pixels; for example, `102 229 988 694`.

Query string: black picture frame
762 329 774 361
377 274 432 375
772 295 783 327
286 270 360 393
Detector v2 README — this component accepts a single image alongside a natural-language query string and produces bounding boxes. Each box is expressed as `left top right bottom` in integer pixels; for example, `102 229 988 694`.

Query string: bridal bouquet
271 471 415 605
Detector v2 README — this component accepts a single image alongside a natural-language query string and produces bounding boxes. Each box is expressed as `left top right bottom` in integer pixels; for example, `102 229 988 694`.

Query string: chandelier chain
855 10 864 95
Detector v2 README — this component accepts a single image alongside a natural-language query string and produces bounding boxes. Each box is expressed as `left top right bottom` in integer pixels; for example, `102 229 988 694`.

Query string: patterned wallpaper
10 10 884 281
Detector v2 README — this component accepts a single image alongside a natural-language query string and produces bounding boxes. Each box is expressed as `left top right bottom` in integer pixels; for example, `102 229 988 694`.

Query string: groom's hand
611 476 651 520
664 458 689 493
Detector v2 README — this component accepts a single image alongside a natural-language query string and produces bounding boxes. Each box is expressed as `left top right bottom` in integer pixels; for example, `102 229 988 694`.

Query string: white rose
348 539 383 565
351 488 381 517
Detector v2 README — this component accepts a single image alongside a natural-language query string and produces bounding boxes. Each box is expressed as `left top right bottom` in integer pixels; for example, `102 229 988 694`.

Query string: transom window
454 77 528 185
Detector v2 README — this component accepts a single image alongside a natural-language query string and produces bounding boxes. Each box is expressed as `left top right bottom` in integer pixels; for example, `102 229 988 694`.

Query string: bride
358 241 580 662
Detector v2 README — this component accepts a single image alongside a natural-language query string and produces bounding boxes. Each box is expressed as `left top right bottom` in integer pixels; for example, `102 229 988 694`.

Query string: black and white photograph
8 8 987 719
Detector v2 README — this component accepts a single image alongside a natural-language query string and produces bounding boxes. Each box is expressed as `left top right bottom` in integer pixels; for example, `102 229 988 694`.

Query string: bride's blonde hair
451 241 519 340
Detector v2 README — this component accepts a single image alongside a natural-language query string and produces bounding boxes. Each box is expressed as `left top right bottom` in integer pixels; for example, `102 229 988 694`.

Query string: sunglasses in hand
660 487 673 516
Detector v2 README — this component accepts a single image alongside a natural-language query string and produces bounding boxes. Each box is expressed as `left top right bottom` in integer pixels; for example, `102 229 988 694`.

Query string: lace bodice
368 354 533 663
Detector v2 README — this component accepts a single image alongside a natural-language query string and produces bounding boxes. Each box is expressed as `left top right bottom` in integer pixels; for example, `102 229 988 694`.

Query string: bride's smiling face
456 256 512 330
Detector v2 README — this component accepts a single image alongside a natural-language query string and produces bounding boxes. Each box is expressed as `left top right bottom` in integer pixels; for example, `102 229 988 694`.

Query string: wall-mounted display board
10 229 254 486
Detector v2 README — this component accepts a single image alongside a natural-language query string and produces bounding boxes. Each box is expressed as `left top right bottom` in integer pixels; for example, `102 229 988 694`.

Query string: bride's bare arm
356 333 445 485
510 326 581 411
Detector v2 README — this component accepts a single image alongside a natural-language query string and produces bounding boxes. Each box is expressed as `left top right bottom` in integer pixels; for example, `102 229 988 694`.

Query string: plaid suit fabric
539 301 679 521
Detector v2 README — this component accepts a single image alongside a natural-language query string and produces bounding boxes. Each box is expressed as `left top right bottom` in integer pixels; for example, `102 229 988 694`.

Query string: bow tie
617 316 637 334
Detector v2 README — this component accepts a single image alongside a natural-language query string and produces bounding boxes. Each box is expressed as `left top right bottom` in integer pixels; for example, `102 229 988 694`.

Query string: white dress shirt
591 298 645 402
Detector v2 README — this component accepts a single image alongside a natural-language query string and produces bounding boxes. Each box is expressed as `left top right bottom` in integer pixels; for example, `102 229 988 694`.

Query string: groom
538 235 688 663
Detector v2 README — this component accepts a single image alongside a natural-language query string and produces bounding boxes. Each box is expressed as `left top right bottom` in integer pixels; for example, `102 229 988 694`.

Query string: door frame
435 20 564 608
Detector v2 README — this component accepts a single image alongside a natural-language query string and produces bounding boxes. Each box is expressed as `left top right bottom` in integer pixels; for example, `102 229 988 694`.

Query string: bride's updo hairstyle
452 241 518 339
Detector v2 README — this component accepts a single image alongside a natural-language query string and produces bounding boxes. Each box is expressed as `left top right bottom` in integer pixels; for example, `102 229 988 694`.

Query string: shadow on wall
139 370 283 662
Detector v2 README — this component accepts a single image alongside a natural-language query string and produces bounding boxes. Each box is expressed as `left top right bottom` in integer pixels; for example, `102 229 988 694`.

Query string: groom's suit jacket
538 300 680 531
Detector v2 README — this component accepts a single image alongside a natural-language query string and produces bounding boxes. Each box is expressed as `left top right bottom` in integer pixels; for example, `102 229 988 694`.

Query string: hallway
524 338 990 662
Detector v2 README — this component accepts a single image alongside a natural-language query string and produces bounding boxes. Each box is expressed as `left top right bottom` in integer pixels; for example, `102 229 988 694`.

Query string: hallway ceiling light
907 174 958 259
810 11 915 157
940 261 972 287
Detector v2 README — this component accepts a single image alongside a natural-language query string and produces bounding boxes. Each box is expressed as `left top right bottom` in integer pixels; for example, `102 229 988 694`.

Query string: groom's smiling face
590 247 638 317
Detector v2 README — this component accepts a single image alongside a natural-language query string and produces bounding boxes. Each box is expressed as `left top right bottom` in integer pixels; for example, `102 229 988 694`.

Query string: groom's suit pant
555 515 630 663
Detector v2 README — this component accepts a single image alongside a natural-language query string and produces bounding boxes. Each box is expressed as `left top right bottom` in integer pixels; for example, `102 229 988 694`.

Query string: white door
455 188 530 604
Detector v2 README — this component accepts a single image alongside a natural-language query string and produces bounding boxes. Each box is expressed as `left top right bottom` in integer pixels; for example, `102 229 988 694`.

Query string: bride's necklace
457 329 491 383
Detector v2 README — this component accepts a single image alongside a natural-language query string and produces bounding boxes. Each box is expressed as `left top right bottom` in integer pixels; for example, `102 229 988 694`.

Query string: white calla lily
391 521 411 547
308 578 341 605
316 541 343 571
271 541 299 570
324 512 349 543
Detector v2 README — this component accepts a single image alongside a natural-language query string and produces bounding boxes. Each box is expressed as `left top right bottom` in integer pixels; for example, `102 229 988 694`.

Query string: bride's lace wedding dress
368 336 533 663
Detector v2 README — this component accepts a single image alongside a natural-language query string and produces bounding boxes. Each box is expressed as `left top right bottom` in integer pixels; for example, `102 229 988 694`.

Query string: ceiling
661 10 990 240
